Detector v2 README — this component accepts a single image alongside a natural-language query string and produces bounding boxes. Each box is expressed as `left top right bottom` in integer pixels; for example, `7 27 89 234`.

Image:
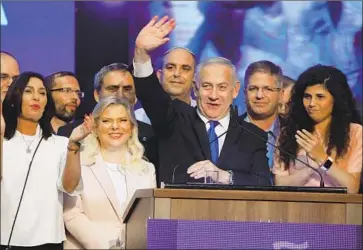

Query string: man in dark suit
132 16 271 185
57 64 155 164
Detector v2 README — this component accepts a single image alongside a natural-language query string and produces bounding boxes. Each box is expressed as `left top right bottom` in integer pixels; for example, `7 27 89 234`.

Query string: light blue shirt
244 115 280 169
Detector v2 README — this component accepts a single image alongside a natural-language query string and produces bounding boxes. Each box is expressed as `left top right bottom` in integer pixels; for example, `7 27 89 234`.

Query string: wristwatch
227 170 234 185
320 156 334 171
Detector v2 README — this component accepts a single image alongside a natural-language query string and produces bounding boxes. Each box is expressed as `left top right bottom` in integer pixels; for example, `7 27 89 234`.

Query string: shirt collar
196 108 230 130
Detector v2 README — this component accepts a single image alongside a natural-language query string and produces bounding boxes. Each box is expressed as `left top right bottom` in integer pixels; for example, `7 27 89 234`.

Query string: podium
122 188 362 249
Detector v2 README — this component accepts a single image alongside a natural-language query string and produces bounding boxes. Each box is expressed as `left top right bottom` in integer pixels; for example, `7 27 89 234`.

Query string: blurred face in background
94 70 136 105
158 48 195 99
51 75 81 122
279 84 293 117
1 53 20 102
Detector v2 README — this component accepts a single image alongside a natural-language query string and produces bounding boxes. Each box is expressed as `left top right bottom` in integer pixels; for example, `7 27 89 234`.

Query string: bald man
1 51 20 102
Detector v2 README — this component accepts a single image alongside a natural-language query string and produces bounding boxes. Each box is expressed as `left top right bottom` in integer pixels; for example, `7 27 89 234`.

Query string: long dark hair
2 72 54 140
278 65 362 169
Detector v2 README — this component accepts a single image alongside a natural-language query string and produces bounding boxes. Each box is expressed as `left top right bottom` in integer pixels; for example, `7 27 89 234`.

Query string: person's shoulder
236 116 266 136
142 159 156 173
137 120 154 133
350 123 363 137
57 119 83 137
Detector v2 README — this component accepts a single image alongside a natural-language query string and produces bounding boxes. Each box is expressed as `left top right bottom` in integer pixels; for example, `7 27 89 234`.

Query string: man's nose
256 88 265 99
173 68 181 77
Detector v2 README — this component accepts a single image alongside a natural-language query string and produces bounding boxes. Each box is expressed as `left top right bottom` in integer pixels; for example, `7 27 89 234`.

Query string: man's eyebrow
105 84 121 87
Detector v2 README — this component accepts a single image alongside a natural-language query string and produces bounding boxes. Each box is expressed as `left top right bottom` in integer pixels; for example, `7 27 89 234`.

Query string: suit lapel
218 115 242 164
191 110 211 161
90 154 123 222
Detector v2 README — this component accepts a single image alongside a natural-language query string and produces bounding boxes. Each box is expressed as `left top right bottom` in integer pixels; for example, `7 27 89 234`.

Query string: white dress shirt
1 126 83 246
105 162 127 209
196 109 230 156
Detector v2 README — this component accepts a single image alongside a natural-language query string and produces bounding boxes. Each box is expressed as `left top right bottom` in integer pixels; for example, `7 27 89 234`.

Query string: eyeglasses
0 73 18 82
51 88 84 99
246 86 281 94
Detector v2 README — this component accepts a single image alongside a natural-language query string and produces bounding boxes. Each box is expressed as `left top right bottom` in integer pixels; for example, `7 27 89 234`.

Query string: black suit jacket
57 118 157 167
135 72 271 185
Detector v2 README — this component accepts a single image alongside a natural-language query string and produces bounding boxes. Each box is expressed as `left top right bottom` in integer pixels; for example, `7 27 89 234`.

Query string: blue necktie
208 120 219 164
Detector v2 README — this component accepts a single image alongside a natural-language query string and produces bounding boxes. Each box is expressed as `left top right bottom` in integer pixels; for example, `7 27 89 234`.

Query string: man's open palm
135 15 175 52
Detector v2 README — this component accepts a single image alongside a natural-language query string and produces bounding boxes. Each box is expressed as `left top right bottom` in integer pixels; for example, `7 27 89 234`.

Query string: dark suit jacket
135 72 271 185
57 119 158 172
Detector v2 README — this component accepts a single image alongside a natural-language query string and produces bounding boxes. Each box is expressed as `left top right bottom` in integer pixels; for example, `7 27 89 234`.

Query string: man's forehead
54 75 80 87
164 49 195 66
103 71 134 85
248 72 278 86
0 55 20 73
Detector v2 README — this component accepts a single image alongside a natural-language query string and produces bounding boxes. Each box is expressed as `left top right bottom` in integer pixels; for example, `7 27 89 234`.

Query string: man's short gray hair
94 63 129 90
243 60 283 89
195 57 238 85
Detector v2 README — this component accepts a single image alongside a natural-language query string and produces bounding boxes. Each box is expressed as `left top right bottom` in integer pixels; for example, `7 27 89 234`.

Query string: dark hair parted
278 64 362 169
45 71 77 89
2 72 54 140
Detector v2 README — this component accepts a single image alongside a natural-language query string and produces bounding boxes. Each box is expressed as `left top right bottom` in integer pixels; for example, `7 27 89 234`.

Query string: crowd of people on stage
1 16 362 250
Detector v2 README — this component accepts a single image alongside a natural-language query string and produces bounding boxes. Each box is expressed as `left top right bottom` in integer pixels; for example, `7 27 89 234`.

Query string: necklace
20 133 35 154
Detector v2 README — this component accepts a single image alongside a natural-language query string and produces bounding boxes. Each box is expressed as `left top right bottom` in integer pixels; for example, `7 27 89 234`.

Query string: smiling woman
1 72 90 250
273 65 363 194
63 96 156 249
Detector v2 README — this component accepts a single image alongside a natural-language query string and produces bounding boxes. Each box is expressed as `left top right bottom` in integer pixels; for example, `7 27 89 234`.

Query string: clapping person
63 97 156 249
1 72 91 250
273 65 362 194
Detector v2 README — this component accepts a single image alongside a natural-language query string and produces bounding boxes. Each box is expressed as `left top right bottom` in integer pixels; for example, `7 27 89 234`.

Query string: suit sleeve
57 125 72 138
233 131 272 186
63 194 119 249
134 71 176 135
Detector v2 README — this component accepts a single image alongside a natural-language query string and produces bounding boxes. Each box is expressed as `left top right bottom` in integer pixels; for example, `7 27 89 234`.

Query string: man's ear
156 70 162 82
232 81 241 99
192 80 199 98
93 89 100 103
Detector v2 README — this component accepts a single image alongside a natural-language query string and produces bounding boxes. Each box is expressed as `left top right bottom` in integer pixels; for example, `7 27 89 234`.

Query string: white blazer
63 153 156 249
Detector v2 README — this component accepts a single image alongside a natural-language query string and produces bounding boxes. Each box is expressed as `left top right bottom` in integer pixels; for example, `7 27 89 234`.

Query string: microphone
230 105 325 187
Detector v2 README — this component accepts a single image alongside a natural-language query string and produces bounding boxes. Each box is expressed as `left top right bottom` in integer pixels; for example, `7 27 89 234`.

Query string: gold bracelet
67 140 81 154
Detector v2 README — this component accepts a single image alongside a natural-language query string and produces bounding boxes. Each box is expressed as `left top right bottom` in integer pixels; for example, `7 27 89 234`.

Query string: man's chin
56 114 75 123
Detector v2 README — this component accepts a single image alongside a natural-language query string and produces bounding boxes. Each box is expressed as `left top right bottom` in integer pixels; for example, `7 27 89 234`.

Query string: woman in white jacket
63 96 156 249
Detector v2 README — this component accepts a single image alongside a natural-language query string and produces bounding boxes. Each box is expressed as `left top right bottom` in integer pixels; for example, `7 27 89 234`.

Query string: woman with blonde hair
63 96 156 249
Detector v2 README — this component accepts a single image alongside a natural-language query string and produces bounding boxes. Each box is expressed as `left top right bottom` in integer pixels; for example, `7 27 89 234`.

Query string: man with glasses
0 51 20 103
242 60 283 170
45 71 83 133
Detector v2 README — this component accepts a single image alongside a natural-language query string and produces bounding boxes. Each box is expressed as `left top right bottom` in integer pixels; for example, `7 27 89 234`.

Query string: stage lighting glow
1 3 8 26
101 1 124 7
